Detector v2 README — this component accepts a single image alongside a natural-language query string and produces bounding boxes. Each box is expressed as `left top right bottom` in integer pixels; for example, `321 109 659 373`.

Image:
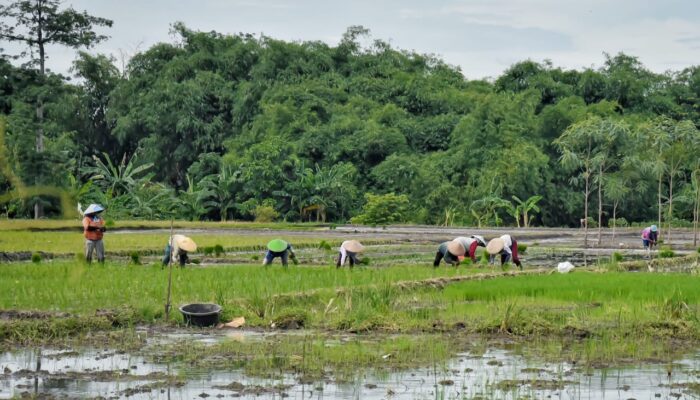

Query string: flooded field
3 331 700 399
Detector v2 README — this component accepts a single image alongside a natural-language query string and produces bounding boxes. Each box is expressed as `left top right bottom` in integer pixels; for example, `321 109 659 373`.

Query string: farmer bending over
163 235 197 267
337 240 364 268
641 224 658 256
486 234 522 270
454 235 486 263
433 240 466 267
82 204 106 264
263 239 298 267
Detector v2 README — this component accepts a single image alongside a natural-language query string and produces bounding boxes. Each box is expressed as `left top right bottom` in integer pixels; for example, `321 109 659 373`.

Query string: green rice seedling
203 246 214 256
358 256 370 266
129 251 141 265
213 244 224 257
517 243 527 253
251 254 259 261
318 240 332 251
659 246 675 258
31 252 41 263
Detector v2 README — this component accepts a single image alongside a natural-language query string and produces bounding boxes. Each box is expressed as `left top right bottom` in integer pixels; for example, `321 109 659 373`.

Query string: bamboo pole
165 219 174 320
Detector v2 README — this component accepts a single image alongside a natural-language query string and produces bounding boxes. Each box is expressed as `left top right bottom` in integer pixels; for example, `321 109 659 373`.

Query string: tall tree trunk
694 177 699 247
597 165 603 246
657 174 662 233
584 172 589 248
34 29 46 219
612 201 617 242
668 173 673 244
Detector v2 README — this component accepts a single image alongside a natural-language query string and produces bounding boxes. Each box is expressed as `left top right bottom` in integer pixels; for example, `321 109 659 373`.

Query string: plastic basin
179 303 222 327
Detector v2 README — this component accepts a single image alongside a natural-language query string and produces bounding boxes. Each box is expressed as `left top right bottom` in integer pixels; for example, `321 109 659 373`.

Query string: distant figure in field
163 235 197 267
82 204 106 264
433 240 466 267
453 235 487 263
263 239 298 267
337 240 364 268
486 234 522 270
641 225 658 256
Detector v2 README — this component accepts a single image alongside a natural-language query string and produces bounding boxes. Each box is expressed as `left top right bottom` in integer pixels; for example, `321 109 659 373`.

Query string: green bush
350 192 410 225
585 217 598 228
611 252 624 263
213 244 225 257
253 205 279 223
129 252 141 265
659 246 675 258
608 217 629 228
31 252 42 263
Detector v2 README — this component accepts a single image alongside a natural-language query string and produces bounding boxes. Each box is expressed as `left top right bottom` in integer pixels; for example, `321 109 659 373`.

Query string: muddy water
2 334 700 399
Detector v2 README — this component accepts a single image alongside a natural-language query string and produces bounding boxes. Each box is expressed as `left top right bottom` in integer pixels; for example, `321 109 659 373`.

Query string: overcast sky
4 0 700 80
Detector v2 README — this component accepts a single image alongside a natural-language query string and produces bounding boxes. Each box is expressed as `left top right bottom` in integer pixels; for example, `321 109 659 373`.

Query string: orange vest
83 216 105 241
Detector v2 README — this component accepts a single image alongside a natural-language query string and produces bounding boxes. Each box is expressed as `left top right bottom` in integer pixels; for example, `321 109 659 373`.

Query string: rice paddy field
2 220 700 399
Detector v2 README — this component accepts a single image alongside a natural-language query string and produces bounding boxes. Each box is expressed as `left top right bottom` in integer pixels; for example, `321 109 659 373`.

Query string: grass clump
659 246 675 258
611 252 624 263
31 252 42 263
129 251 141 265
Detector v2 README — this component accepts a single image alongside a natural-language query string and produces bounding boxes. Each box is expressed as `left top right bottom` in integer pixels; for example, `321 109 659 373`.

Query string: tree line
1 1 700 240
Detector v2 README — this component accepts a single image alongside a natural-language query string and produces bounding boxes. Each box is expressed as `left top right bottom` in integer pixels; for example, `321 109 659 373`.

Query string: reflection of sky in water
2 343 700 399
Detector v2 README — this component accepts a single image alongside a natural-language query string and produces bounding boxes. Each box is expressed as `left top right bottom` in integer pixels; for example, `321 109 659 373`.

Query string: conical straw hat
486 238 504 255
267 239 288 252
344 240 364 253
175 235 197 252
84 204 105 215
447 240 466 256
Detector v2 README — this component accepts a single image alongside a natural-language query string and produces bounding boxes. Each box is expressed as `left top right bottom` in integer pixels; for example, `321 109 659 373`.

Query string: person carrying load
453 235 486 263
337 240 364 268
263 239 298 267
82 203 106 263
162 234 197 267
433 240 466 267
486 234 522 269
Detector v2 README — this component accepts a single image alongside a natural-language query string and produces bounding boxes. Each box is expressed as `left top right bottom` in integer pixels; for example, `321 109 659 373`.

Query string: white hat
447 240 466 256
486 238 505 255
84 204 105 215
471 235 486 246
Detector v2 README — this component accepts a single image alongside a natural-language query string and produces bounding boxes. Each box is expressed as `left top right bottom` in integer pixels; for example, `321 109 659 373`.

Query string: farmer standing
486 234 522 269
163 234 197 267
337 240 364 268
263 239 298 267
82 204 106 263
454 235 487 263
433 240 466 267
641 224 659 256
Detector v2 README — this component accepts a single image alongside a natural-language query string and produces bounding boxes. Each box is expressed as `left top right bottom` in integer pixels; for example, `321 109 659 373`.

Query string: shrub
350 192 410 225
253 205 279 222
129 252 141 265
213 244 224 257
611 252 624 263
608 217 629 228
31 252 42 263
659 246 675 258
517 243 527 253
585 217 598 228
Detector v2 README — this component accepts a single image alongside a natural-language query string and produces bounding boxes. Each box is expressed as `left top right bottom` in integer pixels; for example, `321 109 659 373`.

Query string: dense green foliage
2 18 700 227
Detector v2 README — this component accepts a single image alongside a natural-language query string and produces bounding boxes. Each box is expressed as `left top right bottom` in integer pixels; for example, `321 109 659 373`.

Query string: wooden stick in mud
165 218 174 320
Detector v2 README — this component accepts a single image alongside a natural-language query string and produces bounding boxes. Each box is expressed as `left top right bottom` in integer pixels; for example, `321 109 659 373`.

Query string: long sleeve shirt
339 241 352 266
